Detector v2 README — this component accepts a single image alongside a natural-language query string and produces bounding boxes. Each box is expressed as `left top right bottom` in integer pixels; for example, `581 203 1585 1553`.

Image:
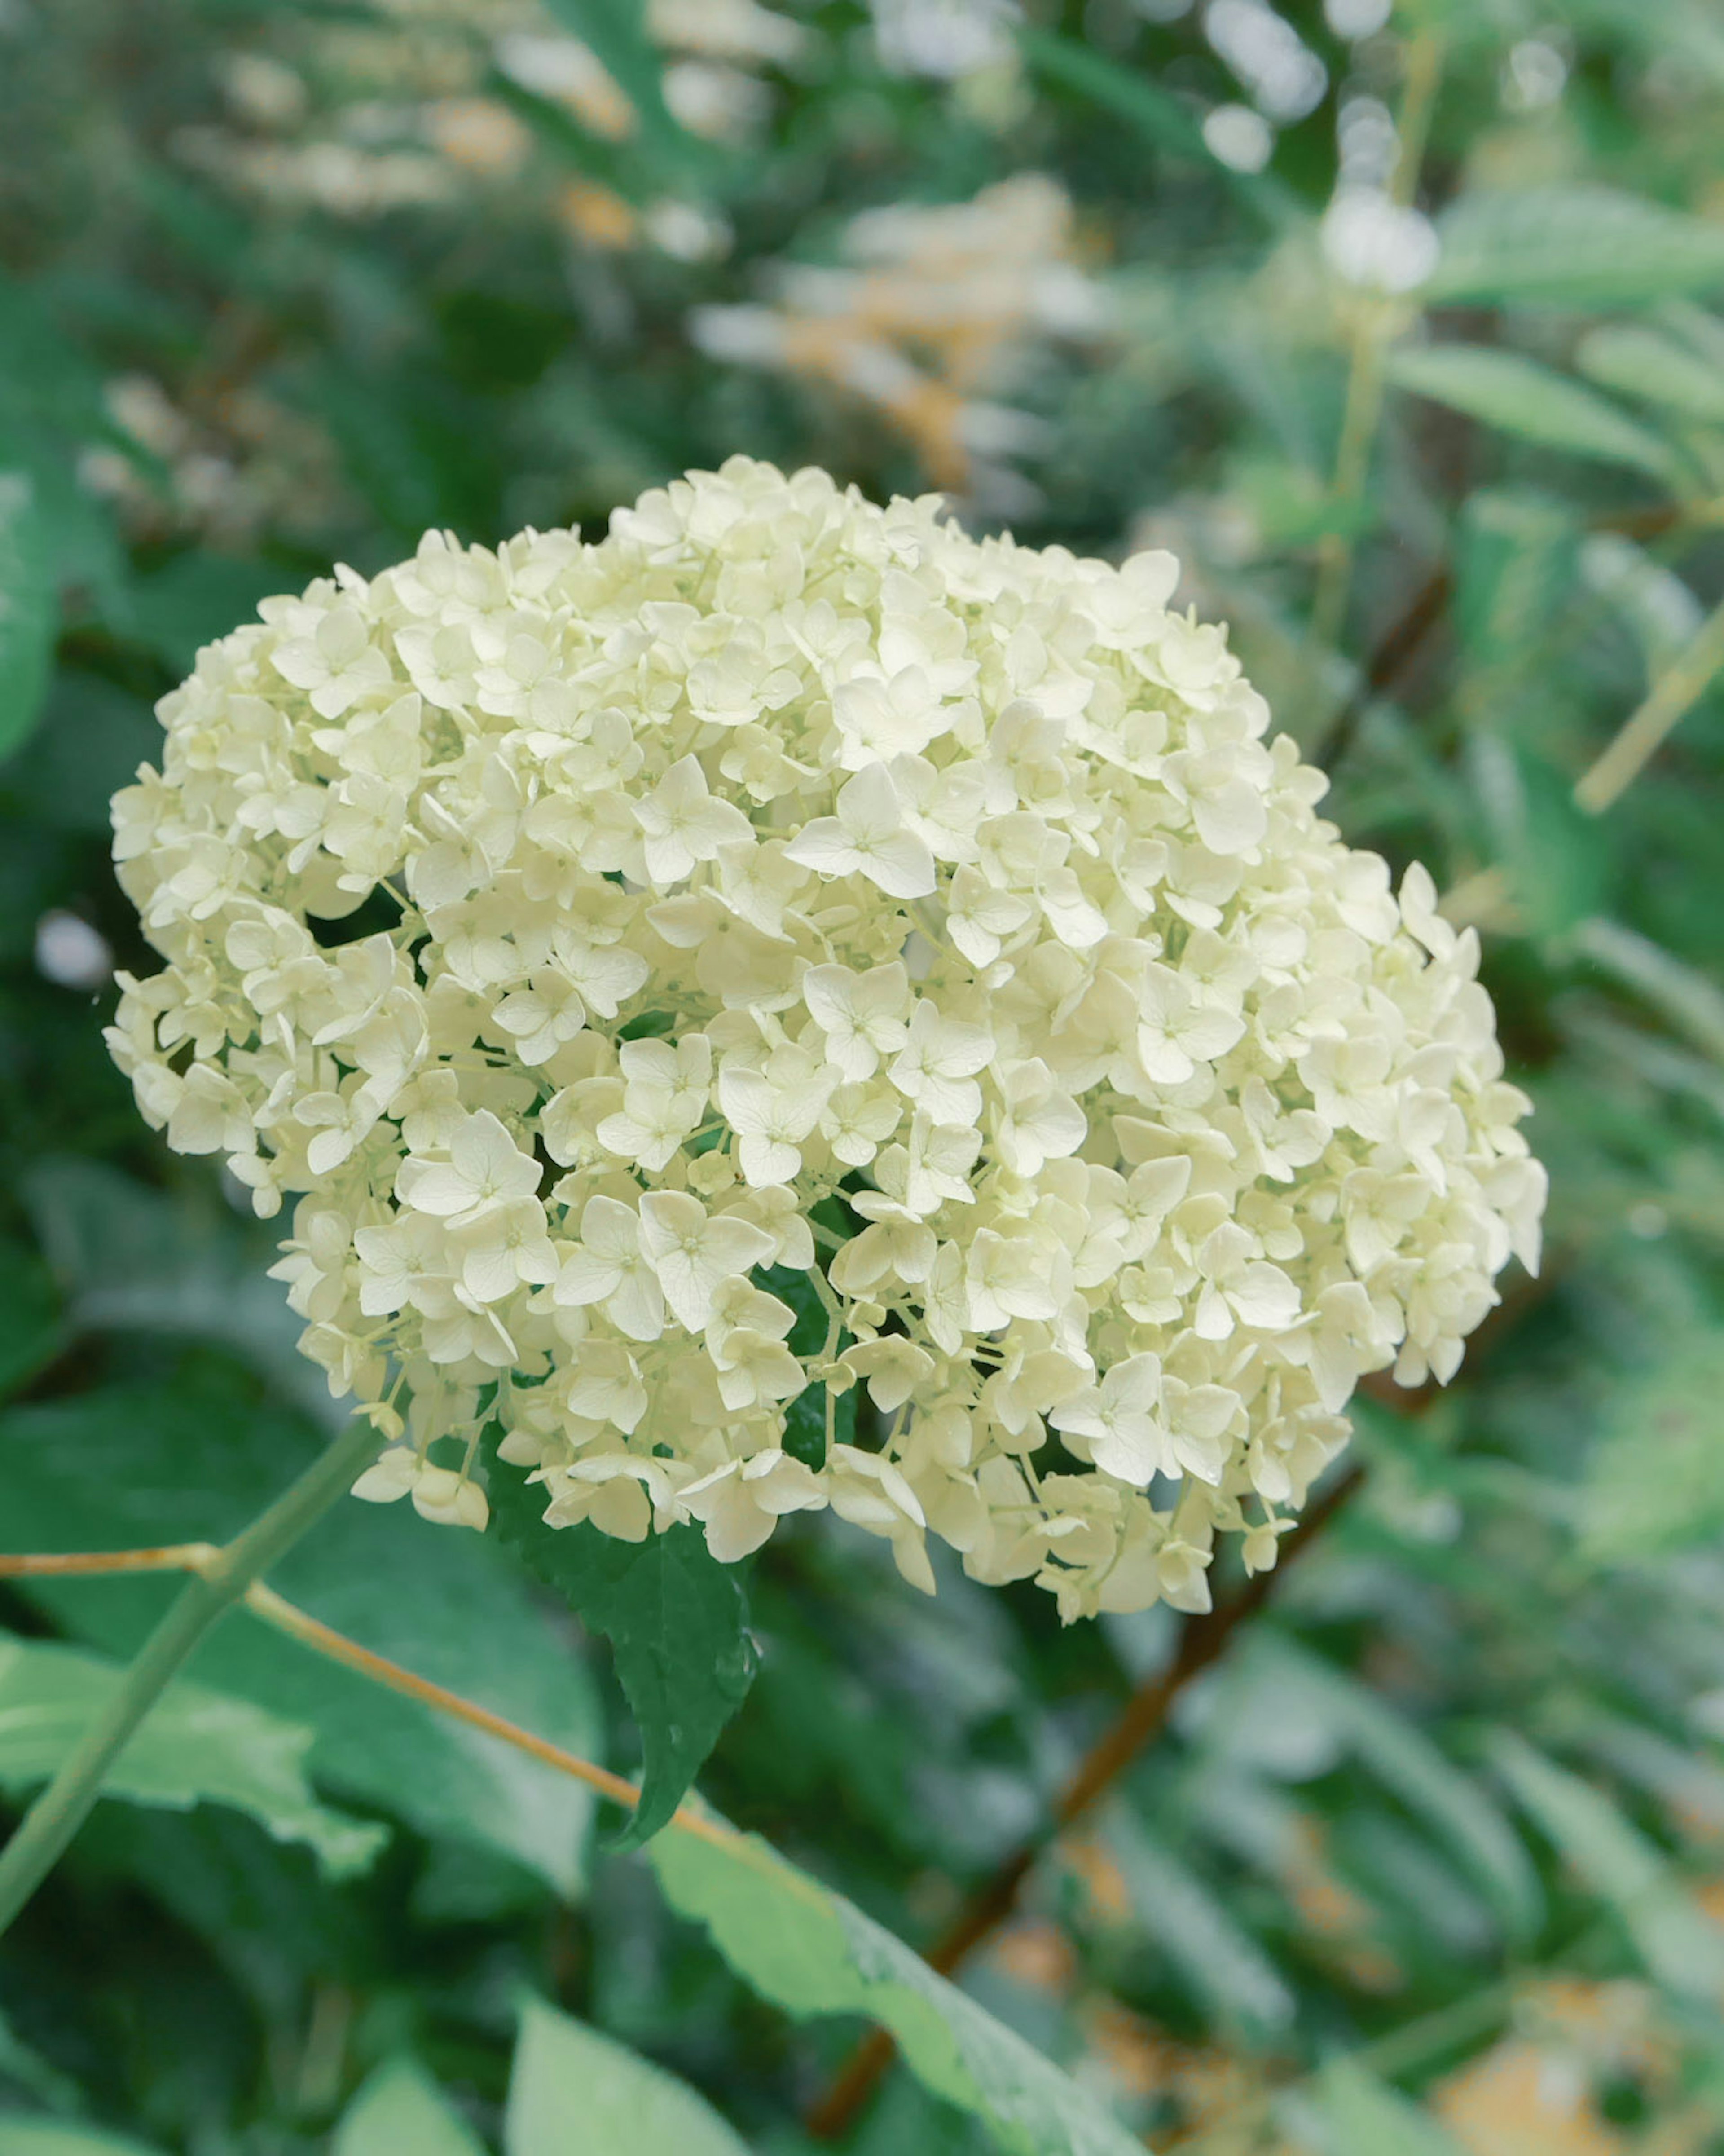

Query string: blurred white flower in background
35 912 114 993
871 0 1021 79
1205 0 1327 125
692 176 1108 512
1322 0 1392 38
1319 90 1440 295
1202 103 1275 175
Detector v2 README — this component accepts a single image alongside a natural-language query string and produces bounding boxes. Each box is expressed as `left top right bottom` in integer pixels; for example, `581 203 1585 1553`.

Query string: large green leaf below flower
487 1457 757 1849
649 1824 1146 2156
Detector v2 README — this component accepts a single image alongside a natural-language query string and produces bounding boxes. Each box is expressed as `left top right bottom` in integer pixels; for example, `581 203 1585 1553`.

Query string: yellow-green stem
1308 31 1445 722
0 1416 382 1937
1575 590 1724 812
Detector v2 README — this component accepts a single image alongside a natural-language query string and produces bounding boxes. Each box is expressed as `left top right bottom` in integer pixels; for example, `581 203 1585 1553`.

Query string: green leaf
649 1825 1146 2156
1099 1812 1295 2043
2 1374 604 1898
23 1157 336 1426
1428 186 1724 309
505 1996 748 2156
1256 1643 1543 1941
333 2059 487 2156
0 470 57 764
1578 1332 1724 1562
0 1633 384 1877
118 554 289 677
0 1241 64 1400
489 1460 756 1849
1318 2059 1469 2156
1576 322 1724 425
1488 1728 1724 1998
1386 345 1679 481
0 2124 167 2156
1453 490 1579 678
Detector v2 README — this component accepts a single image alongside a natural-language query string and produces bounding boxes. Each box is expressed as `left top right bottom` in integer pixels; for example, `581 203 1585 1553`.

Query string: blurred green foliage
4 0 1724 2152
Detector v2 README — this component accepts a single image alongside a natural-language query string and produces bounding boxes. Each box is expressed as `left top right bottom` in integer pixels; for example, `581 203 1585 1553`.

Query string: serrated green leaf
649 1826 1145 2156
488 1459 756 1848
1387 346 1678 481
0 471 56 764
1489 1728 1724 1998
0 1633 384 1877
1318 2059 1469 2156
2 1374 603 1897
505 1996 748 2156
333 2059 487 2156
1428 186 1724 308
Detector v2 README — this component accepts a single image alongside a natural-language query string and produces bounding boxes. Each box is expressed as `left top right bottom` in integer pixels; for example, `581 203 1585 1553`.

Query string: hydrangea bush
107 457 1544 1618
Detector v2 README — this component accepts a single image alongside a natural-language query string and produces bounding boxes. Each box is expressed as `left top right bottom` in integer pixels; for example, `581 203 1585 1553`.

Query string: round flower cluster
107 457 1545 1618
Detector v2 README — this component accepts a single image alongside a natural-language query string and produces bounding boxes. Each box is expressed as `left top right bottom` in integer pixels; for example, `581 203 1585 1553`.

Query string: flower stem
0 1416 382 1938
1307 31 1445 736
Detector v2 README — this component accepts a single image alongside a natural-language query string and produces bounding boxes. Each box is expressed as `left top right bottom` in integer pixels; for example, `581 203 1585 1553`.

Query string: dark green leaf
1100 1812 1295 2043
489 1461 756 1848
0 471 57 763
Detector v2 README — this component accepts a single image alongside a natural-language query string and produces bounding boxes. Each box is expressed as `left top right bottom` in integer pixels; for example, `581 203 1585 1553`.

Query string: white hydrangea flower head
107 457 1545 1618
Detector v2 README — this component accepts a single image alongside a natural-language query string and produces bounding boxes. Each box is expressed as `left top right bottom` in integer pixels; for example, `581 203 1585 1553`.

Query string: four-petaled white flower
633 754 755 884
553 1194 666 1340
396 1110 542 1225
784 763 937 899
636 1190 778 1332
1051 1355 1169 1485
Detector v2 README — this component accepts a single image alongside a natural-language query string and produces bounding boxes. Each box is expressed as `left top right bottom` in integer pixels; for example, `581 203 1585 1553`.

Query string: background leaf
0 2124 167 2155
1488 1728 1724 1999
0 471 56 764
1428 186 1724 308
1318 2059 1469 2156
0 1634 383 1876
1386 346 1679 480
505 1996 748 2156
332 2059 487 2156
